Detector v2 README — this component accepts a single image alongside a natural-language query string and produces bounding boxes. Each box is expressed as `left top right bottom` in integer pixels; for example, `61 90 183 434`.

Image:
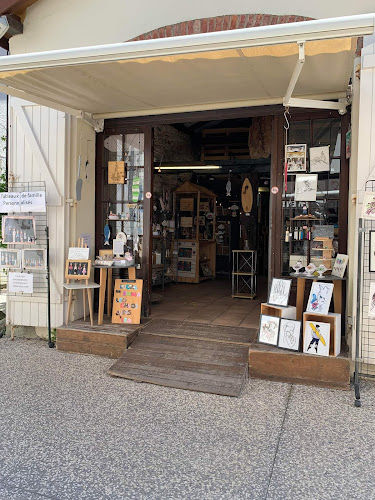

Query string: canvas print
2 216 36 244
268 278 292 307
278 319 301 351
331 254 349 278
306 282 334 315
294 174 318 202
309 146 330 172
361 192 375 220
65 259 91 280
285 144 307 173
258 315 280 346
0 249 21 269
22 249 46 270
303 321 330 357
368 282 375 318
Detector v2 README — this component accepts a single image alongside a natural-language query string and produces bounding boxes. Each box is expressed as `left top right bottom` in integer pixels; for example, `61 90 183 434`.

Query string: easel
65 238 98 326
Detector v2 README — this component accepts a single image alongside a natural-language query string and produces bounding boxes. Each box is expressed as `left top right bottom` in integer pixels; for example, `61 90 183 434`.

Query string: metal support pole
354 218 363 407
46 226 54 348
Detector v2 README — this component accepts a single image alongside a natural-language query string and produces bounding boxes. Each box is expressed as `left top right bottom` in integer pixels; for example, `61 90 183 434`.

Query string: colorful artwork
258 315 280 346
303 321 330 357
331 254 348 278
268 278 292 307
22 249 46 270
112 279 143 324
306 282 334 316
309 146 330 173
0 249 21 269
65 259 91 280
361 192 375 220
278 319 301 351
2 216 36 244
285 144 307 173
294 174 318 202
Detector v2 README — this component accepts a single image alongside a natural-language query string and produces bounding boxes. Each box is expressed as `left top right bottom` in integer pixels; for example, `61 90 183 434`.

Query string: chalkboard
112 279 143 325
311 225 334 239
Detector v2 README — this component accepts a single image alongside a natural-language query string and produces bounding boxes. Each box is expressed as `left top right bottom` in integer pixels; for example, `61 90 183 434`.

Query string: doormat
108 334 249 397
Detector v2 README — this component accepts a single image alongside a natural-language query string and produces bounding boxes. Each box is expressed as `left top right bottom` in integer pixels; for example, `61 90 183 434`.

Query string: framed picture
361 192 375 220
268 278 292 307
303 321 330 357
2 216 36 244
285 144 307 173
309 146 330 173
370 233 375 272
278 319 301 351
65 259 91 280
108 161 125 184
368 282 375 318
306 282 334 316
332 254 349 278
22 248 46 270
294 174 318 202
0 249 21 269
258 315 280 346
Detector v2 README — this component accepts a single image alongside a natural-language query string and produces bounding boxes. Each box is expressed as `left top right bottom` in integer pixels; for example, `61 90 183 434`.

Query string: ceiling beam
0 0 37 16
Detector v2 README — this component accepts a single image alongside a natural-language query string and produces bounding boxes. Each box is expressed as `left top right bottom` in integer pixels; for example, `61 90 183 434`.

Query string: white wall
9 0 375 53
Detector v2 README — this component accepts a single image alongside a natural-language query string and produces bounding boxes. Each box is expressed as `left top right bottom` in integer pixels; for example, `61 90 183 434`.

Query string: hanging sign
112 279 143 324
0 191 46 213
108 161 125 184
8 272 33 293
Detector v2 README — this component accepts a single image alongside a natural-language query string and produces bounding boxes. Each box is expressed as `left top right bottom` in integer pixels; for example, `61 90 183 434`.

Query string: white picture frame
306 282 334 316
285 144 307 173
258 315 280 346
303 321 330 357
268 278 292 307
368 282 375 318
331 254 348 278
309 146 330 173
295 174 318 202
22 248 47 270
361 192 375 220
370 233 375 272
0 249 21 269
278 319 301 351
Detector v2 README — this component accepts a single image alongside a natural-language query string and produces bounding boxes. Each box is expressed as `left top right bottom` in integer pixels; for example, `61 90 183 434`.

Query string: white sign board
68 247 90 260
113 239 124 256
0 191 46 213
8 272 33 294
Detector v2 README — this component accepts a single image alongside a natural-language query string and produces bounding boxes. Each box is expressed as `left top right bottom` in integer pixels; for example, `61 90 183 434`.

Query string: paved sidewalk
0 338 374 500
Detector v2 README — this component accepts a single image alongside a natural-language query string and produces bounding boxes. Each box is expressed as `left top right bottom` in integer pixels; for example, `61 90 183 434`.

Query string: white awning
0 14 373 119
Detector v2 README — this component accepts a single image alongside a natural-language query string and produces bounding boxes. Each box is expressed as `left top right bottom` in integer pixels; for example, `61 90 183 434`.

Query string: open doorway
151 116 271 327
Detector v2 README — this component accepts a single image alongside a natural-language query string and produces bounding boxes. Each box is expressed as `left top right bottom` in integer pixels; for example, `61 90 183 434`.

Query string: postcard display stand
0 182 54 347
258 277 341 357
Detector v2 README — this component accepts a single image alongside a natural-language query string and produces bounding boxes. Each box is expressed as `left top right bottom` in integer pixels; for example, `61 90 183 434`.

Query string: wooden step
249 345 350 390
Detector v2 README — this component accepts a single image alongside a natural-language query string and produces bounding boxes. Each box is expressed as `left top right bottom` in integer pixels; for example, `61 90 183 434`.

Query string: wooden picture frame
65 259 91 280
22 248 46 270
0 249 21 269
2 216 36 244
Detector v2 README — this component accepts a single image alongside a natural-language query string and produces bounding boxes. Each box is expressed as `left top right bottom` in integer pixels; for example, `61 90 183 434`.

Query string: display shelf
232 250 257 299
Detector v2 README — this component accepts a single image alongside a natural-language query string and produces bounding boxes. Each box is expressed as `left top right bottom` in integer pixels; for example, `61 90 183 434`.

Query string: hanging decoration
226 170 232 197
241 178 253 215
76 126 83 201
104 224 111 246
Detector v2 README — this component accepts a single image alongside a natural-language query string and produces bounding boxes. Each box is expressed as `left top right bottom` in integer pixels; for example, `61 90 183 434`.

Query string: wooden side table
63 282 100 326
94 265 136 326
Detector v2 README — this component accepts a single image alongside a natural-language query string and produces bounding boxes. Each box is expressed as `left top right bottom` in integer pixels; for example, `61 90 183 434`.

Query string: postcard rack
0 181 53 347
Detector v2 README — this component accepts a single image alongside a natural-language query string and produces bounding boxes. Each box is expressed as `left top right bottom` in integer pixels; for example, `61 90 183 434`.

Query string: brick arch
128 14 314 41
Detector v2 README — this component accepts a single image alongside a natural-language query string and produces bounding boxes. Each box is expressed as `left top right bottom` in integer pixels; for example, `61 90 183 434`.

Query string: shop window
282 117 342 275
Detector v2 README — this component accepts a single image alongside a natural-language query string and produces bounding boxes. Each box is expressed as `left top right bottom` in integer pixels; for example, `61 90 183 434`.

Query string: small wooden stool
63 282 100 326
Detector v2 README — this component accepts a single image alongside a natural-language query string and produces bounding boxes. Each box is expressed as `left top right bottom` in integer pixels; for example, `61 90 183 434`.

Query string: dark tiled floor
151 278 267 328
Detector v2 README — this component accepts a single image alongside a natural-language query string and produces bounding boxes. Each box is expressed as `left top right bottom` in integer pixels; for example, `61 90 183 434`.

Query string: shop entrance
150 117 271 328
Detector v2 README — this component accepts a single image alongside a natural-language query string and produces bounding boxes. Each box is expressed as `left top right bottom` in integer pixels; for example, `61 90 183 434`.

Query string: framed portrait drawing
306 282 334 316
0 249 21 269
65 259 91 280
268 278 292 307
2 216 36 244
258 315 280 346
278 319 301 351
361 192 375 220
303 321 330 357
22 248 46 270
294 174 318 202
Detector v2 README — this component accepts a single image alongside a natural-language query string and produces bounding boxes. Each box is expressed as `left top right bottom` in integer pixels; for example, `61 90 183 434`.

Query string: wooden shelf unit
173 182 216 283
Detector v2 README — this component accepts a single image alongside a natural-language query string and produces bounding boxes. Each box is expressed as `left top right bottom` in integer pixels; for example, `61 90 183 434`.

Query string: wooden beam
0 0 37 16
142 126 153 317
